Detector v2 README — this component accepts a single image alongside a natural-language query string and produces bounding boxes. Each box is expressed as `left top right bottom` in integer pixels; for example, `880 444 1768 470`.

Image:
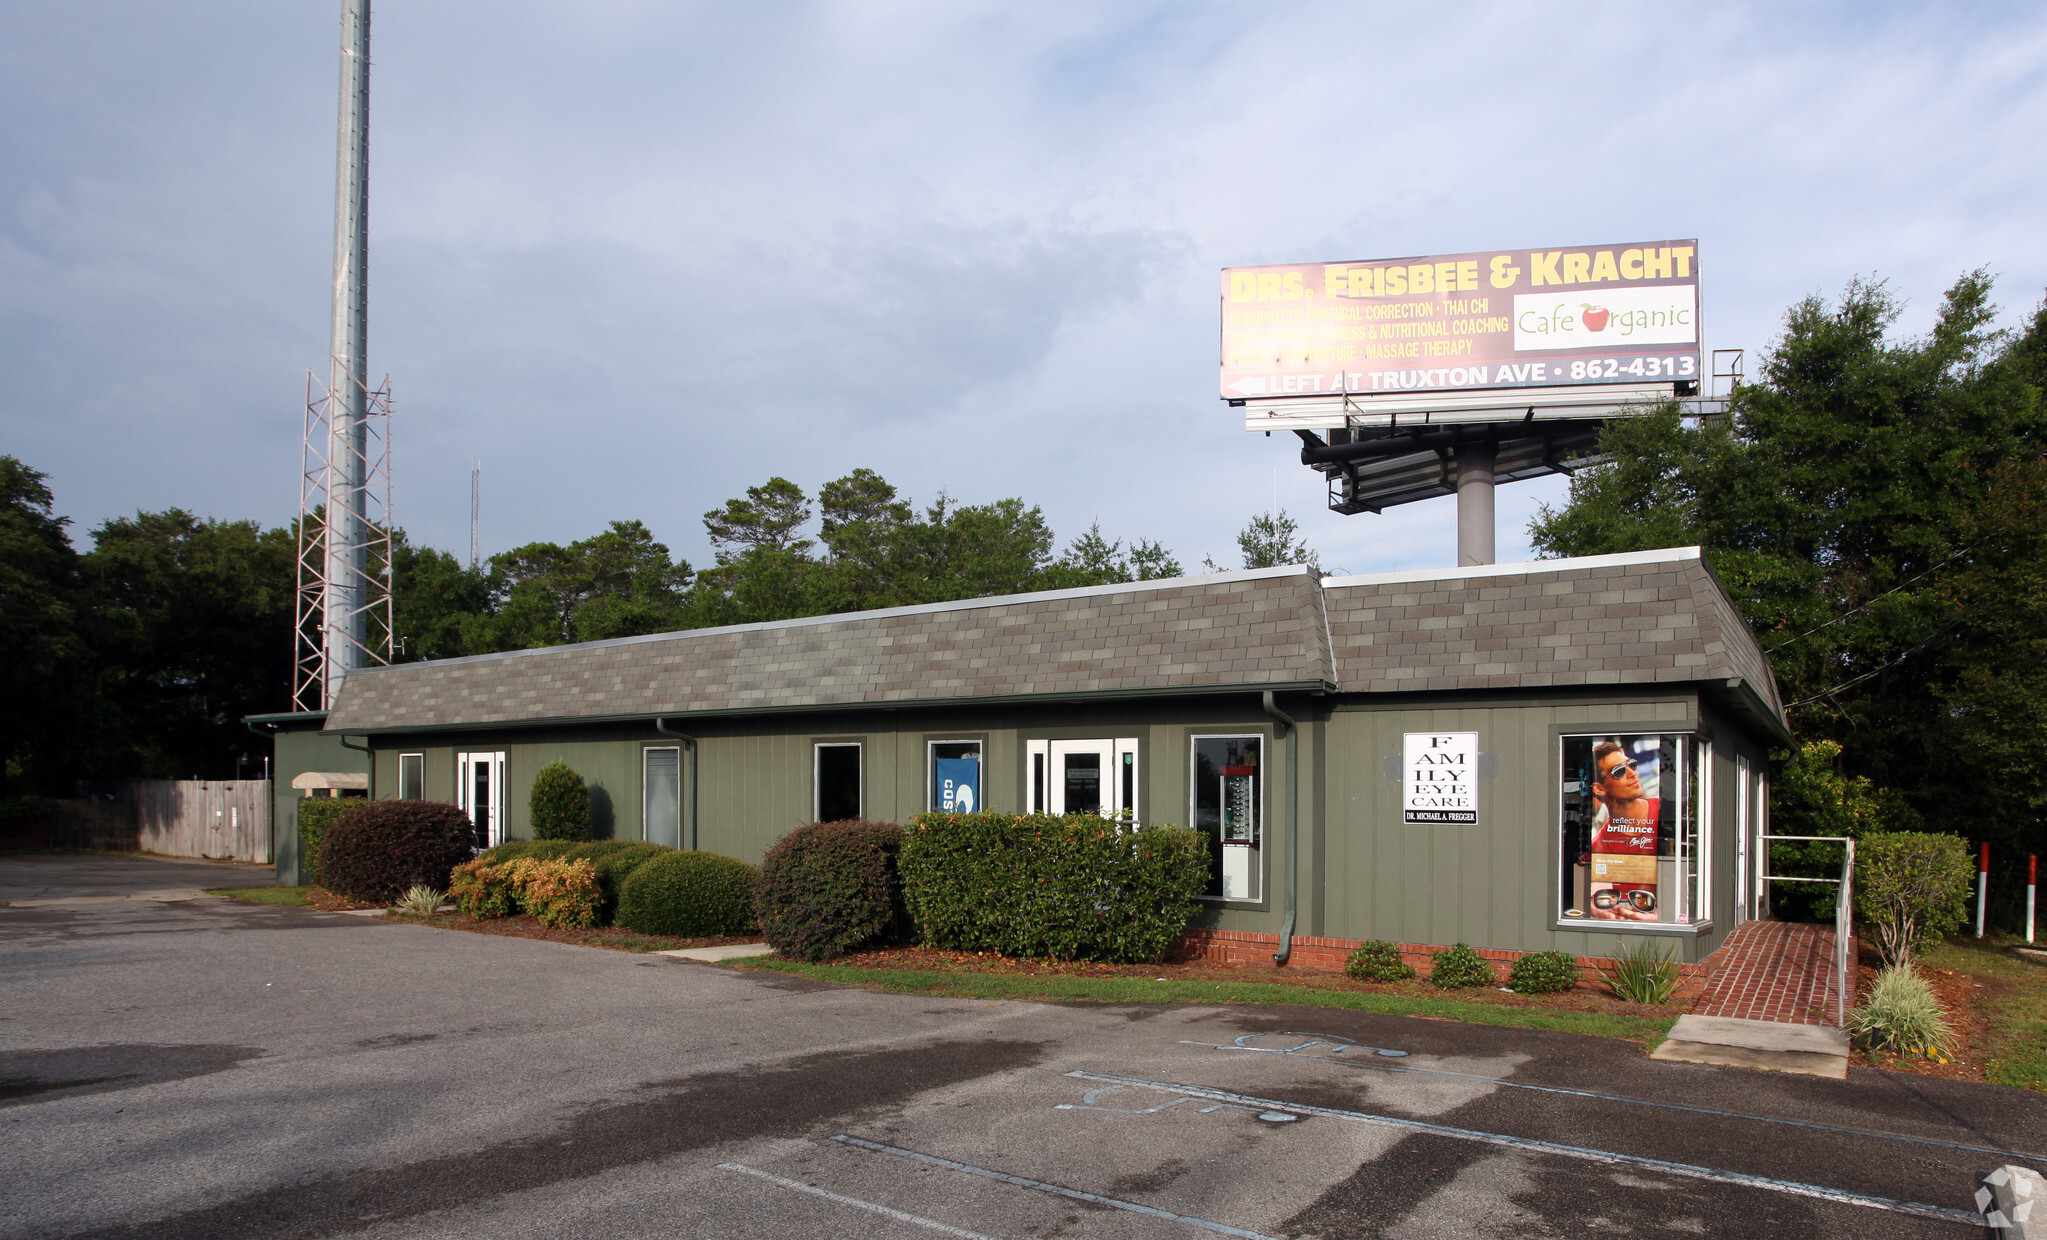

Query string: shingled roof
323 549 1786 736
1321 547 1784 719
324 565 1337 733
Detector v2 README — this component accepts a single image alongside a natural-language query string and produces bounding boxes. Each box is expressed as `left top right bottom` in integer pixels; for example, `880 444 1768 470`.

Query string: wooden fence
49 781 273 862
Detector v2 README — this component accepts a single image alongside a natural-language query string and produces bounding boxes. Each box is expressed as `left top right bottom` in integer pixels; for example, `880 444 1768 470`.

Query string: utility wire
1761 548 1967 654
1782 619 1962 711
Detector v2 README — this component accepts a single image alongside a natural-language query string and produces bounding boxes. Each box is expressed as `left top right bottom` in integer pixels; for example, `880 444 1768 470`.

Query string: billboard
1220 240 1699 401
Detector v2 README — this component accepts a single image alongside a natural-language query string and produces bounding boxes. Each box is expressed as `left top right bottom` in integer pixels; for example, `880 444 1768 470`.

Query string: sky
5 1 2045 577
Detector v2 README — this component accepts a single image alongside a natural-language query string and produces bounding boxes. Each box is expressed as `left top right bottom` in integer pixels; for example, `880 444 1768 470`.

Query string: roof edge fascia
322 679 1338 737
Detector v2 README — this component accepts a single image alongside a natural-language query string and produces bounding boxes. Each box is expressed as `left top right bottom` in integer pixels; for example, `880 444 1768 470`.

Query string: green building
261 548 1787 967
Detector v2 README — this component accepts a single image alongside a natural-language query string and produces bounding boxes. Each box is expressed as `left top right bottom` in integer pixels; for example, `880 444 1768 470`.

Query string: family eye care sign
1404 733 1477 825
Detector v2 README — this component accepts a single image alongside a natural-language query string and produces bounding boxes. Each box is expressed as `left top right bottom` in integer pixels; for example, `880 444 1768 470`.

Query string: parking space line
718 1162 1002 1239
1184 1038 2047 1164
1067 1071 1983 1228
830 1134 1278 1240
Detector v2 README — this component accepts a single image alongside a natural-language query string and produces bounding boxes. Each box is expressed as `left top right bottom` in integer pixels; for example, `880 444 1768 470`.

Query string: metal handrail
1759 834 1856 1027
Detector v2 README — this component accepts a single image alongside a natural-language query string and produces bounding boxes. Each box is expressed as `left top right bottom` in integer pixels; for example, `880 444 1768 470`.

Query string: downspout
1262 691 1299 966
654 718 698 851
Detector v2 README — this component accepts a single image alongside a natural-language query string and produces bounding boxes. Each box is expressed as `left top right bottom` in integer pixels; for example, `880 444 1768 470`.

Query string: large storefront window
1560 734 1707 927
1192 735 1262 901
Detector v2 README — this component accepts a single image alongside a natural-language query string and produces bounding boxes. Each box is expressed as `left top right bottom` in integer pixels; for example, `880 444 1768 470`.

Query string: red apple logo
1580 303 1610 331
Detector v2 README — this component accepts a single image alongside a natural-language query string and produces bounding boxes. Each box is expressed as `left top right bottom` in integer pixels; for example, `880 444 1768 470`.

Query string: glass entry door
457 752 507 849
1029 739 1139 820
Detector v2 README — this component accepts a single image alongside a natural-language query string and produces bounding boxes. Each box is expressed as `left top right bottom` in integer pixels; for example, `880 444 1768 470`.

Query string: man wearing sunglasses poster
1586 739 1663 922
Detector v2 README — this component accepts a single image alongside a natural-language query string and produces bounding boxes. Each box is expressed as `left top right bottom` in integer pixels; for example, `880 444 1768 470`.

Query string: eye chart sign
1404 732 1478 825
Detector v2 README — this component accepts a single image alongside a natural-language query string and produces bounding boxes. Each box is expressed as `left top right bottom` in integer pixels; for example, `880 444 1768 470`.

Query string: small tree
529 761 591 842
1855 832 1974 967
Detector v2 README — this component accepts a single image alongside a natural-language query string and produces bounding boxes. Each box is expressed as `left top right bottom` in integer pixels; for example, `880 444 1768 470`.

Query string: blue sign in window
931 743 981 812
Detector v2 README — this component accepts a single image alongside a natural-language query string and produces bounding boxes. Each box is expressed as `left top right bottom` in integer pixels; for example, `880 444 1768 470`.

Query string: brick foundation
1169 927 1714 1000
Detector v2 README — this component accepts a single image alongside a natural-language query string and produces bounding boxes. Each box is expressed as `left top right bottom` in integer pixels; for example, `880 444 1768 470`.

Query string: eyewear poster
1403 732 1477 825
1562 735 1672 922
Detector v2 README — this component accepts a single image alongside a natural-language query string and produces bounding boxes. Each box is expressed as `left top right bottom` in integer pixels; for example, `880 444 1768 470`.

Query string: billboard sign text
1221 240 1700 401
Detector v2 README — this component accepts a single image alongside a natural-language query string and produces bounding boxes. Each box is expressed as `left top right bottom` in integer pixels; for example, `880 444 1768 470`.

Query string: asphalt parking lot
2 853 2040 1239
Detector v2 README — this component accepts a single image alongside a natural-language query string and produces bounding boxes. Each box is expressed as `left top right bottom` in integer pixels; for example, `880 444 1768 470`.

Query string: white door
1031 739 1139 820
457 752 507 848
1734 756 1752 923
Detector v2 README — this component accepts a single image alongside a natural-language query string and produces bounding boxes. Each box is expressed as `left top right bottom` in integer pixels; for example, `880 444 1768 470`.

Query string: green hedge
481 839 580 865
755 819 907 962
900 812 1208 963
296 796 359 887
616 851 756 937
1508 950 1580 994
529 761 591 842
583 842 671 921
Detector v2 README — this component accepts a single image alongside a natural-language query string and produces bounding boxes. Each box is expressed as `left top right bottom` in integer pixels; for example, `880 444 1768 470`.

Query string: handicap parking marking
1054 1082 1299 1123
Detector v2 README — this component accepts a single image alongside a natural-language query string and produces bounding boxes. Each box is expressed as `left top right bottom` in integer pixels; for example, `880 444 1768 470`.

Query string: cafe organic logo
1579 303 1611 332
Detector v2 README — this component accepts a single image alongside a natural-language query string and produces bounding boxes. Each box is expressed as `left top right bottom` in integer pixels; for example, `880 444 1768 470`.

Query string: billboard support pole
1456 439 1496 566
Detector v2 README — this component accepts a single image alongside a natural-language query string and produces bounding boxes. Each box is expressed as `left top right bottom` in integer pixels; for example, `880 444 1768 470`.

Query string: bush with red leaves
753 818 907 962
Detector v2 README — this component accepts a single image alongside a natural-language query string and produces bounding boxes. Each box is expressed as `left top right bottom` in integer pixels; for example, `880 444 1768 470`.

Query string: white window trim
397 752 425 801
1554 732 1713 935
1024 738 1139 819
642 745 682 847
456 751 507 849
813 741 863 823
1191 732 1266 904
926 738 984 812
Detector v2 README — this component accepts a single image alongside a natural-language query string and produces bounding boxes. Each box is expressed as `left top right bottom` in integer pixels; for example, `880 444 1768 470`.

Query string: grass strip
735 958 1677 1043
1921 935 2047 1092
205 886 313 906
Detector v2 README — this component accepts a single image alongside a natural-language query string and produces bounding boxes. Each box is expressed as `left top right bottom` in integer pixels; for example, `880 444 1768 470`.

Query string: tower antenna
293 0 392 711
470 458 480 572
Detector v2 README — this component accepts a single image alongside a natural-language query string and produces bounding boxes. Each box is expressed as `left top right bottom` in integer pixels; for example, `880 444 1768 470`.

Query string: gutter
1261 690 1299 966
654 719 699 851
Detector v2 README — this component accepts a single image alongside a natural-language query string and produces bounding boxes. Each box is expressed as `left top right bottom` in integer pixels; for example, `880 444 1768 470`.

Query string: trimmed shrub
450 859 519 918
482 839 579 864
1509 950 1580 994
564 840 632 862
1343 940 1415 982
529 761 591 842
1848 963 1956 1057
616 851 757 937
755 819 907 962
1604 939 1683 1004
521 858 602 930
319 800 476 904
1428 942 1495 990
1855 832 1974 967
900 812 1209 963
589 842 670 921
296 796 359 887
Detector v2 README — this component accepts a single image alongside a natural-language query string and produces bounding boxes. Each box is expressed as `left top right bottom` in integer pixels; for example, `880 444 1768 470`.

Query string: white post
2028 854 2037 945
1976 841 1989 939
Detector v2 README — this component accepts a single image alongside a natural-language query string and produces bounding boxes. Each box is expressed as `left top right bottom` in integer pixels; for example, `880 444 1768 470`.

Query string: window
1024 739 1138 819
1192 735 1262 901
928 740 982 812
1559 734 1709 928
643 746 682 848
815 742 862 823
398 753 424 800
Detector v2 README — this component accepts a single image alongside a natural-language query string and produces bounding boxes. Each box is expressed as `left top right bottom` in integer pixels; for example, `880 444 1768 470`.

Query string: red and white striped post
1975 841 1989 939
2028 854 2037 945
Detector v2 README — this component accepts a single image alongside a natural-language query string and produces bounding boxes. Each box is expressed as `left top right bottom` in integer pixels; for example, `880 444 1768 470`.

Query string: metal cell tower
293 0 392 711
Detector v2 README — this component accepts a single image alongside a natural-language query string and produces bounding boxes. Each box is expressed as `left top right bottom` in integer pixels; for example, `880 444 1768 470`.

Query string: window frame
925 738 985 813
397 752 425 800
1190 732 1266 904
642 744 683 848
813 740 864 824
1554 730 1712 934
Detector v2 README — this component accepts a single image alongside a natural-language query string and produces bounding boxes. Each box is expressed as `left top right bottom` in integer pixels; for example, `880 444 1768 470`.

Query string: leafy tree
1209 509 1317 573
1528 272 2047 902
81 509 296 779
392 535 491 661
703 477 813 561
480 521 692 648
528 760 591 842
0 458 84 795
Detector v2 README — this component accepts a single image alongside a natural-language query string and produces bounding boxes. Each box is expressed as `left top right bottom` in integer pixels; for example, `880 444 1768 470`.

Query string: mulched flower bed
824 944 1680 1022
1847 949 1998 1084
385 908 757 954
